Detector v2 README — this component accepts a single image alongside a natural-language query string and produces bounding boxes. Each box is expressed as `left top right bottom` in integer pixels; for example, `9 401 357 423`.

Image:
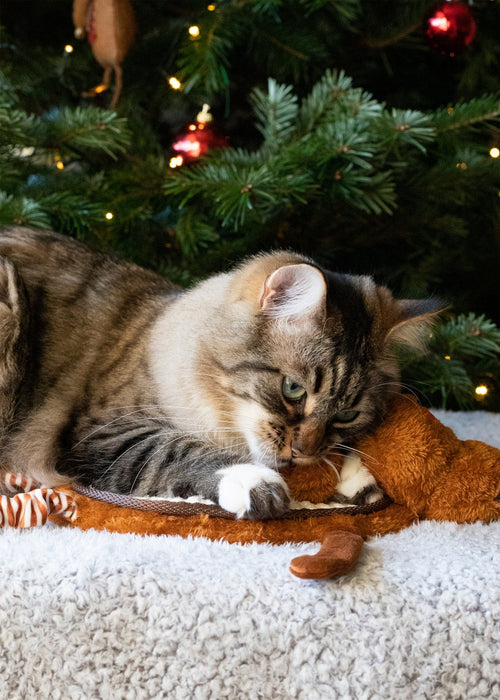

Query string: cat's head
199 252 442 469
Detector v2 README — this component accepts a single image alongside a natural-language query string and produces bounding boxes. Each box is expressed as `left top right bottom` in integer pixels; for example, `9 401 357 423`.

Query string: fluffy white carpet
0 409 499 700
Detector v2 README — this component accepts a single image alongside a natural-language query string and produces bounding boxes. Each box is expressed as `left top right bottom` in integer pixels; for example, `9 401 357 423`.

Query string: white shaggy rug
0 409 499 700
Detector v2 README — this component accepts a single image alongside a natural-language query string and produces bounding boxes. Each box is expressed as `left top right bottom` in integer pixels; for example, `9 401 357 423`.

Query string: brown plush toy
50 394 500 579
73 0 136 108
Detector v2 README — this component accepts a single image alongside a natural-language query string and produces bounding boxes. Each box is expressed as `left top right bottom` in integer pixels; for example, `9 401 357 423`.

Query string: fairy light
207 4 216 10
489 147 500 159
188 25 200 38
64 44 74 54
105 212 114 220
168 77 181 90
475 385 488 397
56 161 64 170
169 155 184 168
444 355 451 360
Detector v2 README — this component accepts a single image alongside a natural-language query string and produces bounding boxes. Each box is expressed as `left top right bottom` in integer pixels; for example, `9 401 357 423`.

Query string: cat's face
203 253 440 470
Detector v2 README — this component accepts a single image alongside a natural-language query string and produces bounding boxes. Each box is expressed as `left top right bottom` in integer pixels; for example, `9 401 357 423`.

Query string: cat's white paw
335 454 383 505
217 464 290 519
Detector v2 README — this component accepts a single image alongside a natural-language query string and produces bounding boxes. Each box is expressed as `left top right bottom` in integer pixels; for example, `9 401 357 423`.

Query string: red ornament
170 105 226 167
425 1 477 56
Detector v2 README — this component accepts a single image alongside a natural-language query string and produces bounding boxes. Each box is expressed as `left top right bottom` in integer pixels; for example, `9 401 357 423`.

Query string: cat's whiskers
128 442 173 494
73 407 241 451
71 408 167 449
96 427 243 484
97 431 158 482
128 440 251 494
175 442 250 471
335 442 379 465
321 456 341 481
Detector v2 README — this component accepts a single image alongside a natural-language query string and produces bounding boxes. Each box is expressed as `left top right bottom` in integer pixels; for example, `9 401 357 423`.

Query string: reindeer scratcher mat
55 473 395 579
19 392 500 578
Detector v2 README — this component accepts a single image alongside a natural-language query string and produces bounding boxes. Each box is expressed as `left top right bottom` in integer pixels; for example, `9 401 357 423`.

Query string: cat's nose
291 422 325 458
291 445 311 459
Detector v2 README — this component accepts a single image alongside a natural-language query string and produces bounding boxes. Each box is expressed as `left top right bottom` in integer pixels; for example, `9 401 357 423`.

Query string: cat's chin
289 455 318 467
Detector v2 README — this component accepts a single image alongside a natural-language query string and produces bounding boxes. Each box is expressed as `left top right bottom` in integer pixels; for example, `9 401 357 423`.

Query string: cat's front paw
334 454 383 505
217 464 290 520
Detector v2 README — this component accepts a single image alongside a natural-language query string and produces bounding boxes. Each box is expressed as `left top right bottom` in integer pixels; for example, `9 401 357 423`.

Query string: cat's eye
282 377 307 402
333 409 360 423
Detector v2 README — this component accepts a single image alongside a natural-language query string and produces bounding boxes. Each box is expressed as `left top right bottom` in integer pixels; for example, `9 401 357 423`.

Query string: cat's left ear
385 298 445 349
260 264 327 325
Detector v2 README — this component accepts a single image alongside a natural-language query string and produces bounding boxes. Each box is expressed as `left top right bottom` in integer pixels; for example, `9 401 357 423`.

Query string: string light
169 156 184 168
105 212 114 220
489 147 500 159
188 25 200 38
64 44 74 54
168 77 181 90
207 4 216 10
475 385 488 397
444 355 451 360
56 161 64 170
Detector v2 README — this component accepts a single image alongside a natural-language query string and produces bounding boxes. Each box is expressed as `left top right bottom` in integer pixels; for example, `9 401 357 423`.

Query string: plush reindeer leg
82 66 112 99
109 64 123 108
0 258 30 448
289 529 364 580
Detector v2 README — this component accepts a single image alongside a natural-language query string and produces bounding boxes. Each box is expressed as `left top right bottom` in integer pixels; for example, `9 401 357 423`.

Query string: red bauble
425 0 477 56
171 107 226 166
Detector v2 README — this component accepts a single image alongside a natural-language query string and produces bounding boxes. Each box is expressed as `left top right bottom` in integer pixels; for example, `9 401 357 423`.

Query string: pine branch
38 107 131 159
432 94 500 133
0 108 37 150
249 79 298 148
0 192 51 229
401 314 500 409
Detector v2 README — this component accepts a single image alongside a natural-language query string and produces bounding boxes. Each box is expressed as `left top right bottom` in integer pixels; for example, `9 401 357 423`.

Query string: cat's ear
385 298 445 349
260 264 326 324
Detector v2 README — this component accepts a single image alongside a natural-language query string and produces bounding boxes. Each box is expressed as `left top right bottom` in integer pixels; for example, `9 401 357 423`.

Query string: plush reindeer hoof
289 529 364 580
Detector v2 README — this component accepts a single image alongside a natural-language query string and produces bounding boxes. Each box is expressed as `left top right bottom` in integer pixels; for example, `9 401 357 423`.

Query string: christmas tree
1 0 499 409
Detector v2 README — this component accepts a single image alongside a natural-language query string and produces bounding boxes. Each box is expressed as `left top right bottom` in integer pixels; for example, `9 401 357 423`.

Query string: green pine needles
0 103 131 236
164 70 499 240
401 314 500 410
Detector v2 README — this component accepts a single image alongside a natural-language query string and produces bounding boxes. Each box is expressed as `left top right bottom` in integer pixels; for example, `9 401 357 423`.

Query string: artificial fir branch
401 314 500 410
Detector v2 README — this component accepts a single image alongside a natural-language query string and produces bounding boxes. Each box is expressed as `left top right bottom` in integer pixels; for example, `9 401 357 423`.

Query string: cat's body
0 228 438 518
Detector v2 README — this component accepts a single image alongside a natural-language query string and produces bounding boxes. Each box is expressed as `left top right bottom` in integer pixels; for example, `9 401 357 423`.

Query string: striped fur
0 228 440 519
0 472 76 527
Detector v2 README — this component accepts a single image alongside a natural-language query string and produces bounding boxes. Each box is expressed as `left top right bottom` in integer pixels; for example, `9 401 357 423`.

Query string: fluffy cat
0 228 439 518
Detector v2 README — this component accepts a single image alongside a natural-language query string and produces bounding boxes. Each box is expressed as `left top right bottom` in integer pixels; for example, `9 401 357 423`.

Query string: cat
0 227 440 519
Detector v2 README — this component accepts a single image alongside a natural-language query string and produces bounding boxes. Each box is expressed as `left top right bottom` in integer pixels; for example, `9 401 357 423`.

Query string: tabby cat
0 228 439 519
